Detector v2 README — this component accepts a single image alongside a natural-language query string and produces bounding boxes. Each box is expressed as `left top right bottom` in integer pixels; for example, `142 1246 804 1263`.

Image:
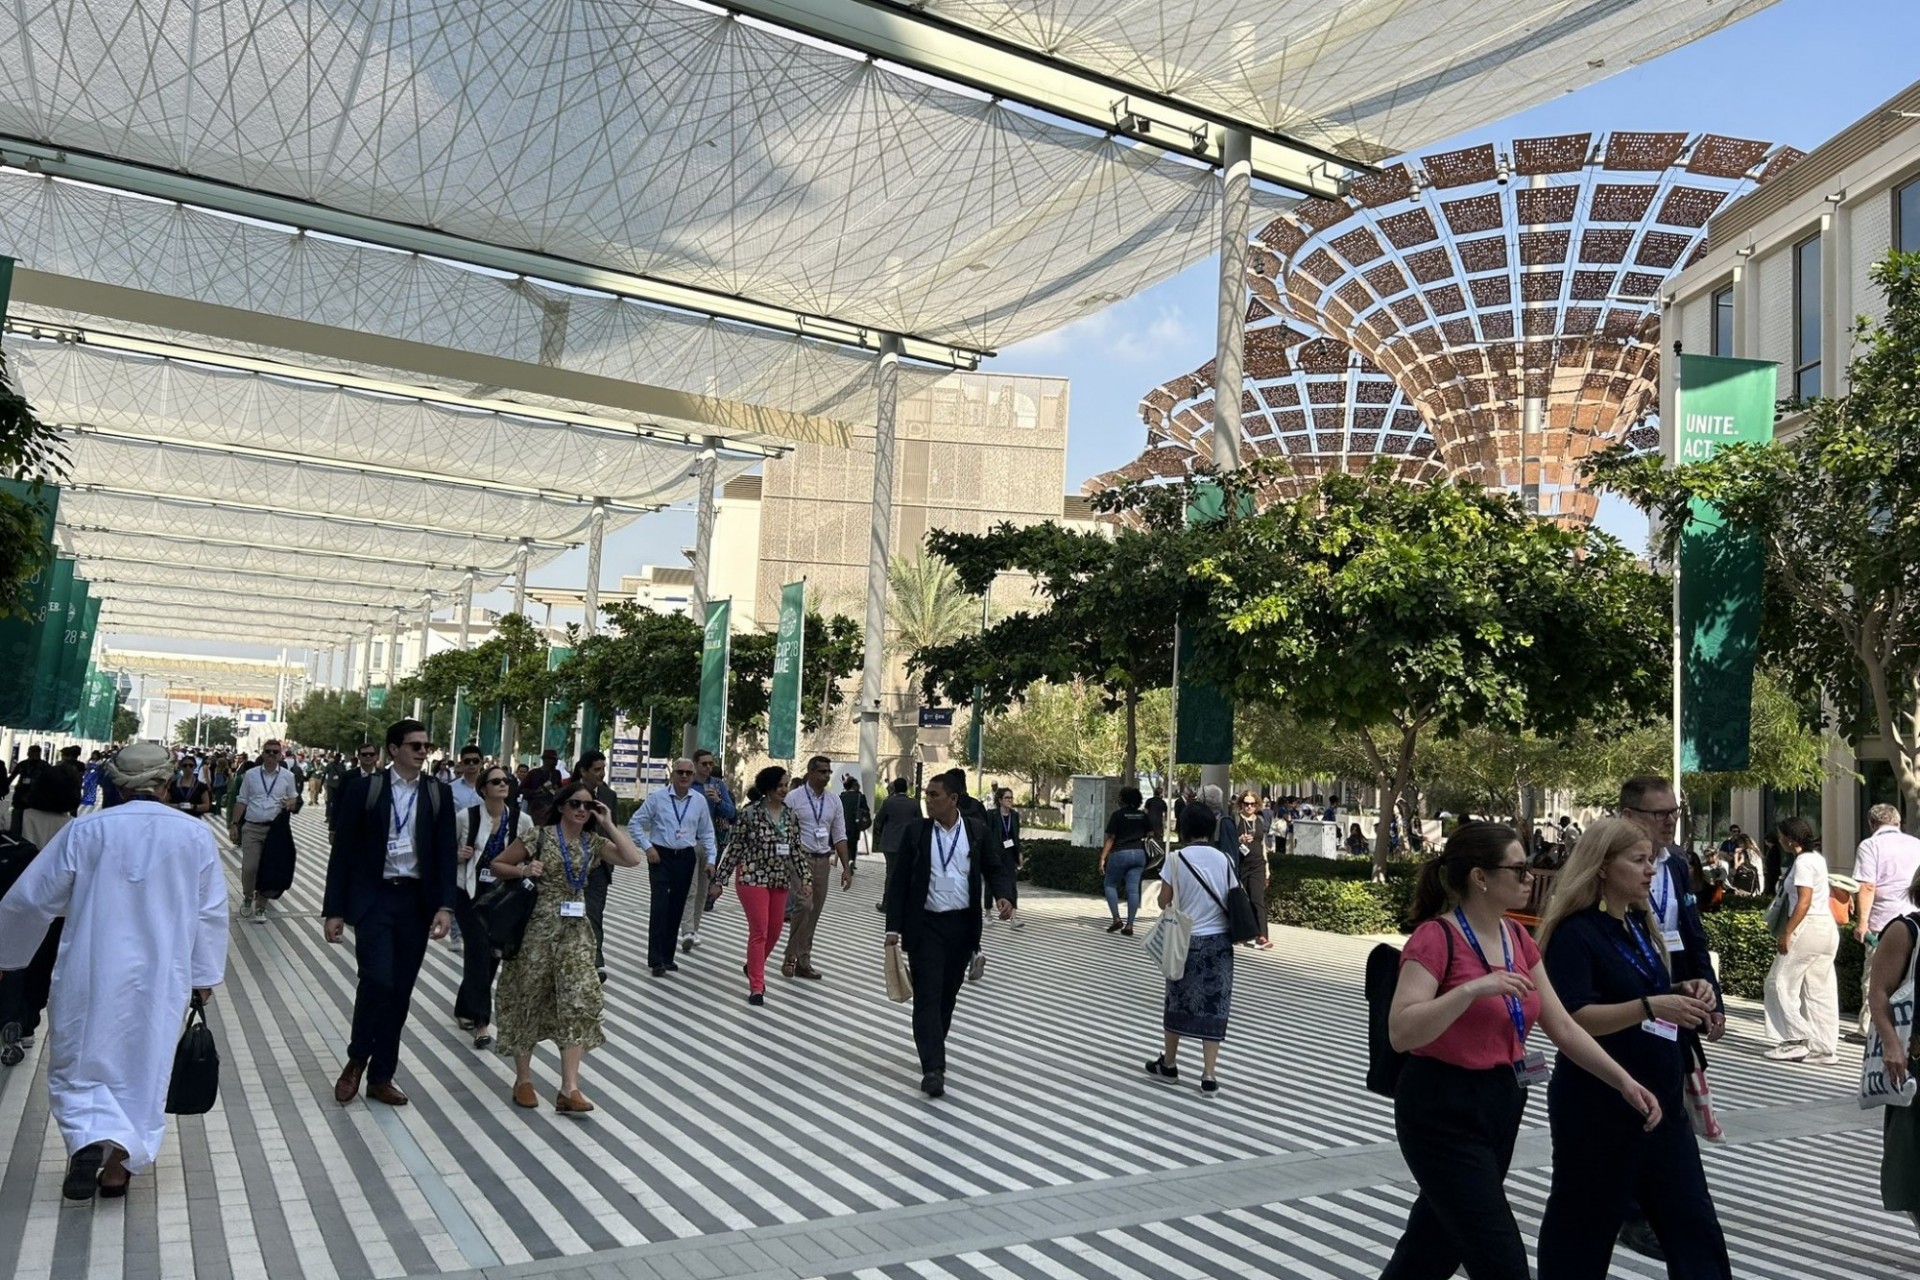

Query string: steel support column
386 610 402 709
414 595 433 721
691 442 718 624
459 572 475 650
857 335 903 801
359 628 374 695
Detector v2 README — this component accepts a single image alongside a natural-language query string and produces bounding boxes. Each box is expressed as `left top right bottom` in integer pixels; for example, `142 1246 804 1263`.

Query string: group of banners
0 480 118 742
694 579 807 762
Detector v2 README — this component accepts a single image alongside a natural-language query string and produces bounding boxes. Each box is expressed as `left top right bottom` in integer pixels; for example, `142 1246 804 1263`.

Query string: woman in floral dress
487 781 644 1113
708 764 814 1006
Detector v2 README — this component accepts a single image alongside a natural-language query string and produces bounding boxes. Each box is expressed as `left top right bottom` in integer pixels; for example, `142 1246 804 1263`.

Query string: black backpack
1364 926 1452 1098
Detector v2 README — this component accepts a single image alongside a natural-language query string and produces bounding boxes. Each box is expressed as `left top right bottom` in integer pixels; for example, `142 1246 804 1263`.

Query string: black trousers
347 880 436 1084
450 887 498 1026
906 909 972 1074
1382 1056 1530 1280
0 918 61 1038
647 848 696 968
1241 859 1269 941
585 860 613 969
1537 1071 1731 1280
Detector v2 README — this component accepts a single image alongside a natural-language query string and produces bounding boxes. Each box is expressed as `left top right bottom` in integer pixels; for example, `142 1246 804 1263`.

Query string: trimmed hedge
1702 903 1865 1013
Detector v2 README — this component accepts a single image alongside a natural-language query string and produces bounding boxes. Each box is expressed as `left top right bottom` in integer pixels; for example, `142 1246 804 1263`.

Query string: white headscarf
104 742 174 794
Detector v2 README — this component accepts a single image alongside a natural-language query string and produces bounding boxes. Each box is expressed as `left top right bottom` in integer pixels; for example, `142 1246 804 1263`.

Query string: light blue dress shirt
628 785 718 862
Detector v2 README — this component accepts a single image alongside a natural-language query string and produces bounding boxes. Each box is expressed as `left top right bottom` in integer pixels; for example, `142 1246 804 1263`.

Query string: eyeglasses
1626 805 1682 819
673 768 694 776
1493 863 1536 880
562 798 594 811
357 749 378 757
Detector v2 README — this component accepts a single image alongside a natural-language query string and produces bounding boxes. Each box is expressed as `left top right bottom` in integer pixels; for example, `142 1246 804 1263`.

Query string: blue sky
108 0 1920 658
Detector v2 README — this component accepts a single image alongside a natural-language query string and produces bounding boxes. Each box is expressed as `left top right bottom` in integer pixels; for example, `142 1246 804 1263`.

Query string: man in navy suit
1615 774 1725 1260
323 719 457 1106
883 774 1016 1099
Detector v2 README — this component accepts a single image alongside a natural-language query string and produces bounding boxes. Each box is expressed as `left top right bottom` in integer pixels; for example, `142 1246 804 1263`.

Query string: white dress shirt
793 783 848 857
383 769 422 879
925 817 971 913
1855 824 1920 933
235 765 293 824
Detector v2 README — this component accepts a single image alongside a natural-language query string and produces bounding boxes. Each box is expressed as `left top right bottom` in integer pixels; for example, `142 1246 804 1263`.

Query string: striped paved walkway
0 809 1910 1279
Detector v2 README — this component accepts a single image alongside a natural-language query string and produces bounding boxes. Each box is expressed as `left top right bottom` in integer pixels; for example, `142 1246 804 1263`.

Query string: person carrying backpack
1372 822 1659 1280
839 774 871 869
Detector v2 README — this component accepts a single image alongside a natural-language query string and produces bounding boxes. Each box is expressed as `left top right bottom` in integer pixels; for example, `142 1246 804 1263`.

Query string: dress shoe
554 1089 595 1114
62 1142 108 1200
665 960 681 972
781 956 797 979
747 992 765 1006
1618 1218 1665 1261
334 1058 367 1105
919 1071 946 1099
794 964 824 980
512 1081 538 1109
650 965 666 978
367 1080 410 1106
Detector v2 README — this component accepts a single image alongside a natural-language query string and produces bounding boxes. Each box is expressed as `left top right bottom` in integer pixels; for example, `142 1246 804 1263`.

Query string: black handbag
472 877 538 961
1181 851 1262 944
1142 836 1167 880
165 994 220 1115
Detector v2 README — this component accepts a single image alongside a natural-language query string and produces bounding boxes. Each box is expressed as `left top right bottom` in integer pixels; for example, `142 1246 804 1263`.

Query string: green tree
727 609 863 757
174 714 238 747
554 602 702 732
110 697 140 743
286 689 379 752
1591 251 1920 833
914 522 1186 783
955 678 1121 802
887 554 981 654
393 613 552 732
0 345 68 619
1181 464 1669 872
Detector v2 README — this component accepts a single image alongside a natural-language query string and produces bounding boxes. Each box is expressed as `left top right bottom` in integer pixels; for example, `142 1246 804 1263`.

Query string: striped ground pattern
0 809 1908 1279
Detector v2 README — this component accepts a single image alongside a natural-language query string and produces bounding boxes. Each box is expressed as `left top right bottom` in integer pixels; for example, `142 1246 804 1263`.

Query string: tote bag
1862 916 1920 1110
1145 891 1194 981
884 941 913 1003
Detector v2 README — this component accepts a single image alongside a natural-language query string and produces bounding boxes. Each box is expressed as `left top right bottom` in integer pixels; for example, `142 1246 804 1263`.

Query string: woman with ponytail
1383 822 1659 1280
1534 817 1730 1279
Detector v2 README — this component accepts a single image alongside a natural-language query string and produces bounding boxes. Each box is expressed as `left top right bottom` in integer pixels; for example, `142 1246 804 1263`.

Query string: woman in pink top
1382 823 1660 1280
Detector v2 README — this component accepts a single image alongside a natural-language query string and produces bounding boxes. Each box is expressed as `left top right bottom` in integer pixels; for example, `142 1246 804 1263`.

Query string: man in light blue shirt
628 758 716 978
682 748 736 954
447 744 483 813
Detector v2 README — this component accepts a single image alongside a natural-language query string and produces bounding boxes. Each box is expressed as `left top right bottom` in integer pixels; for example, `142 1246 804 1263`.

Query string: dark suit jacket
884 815 1016 952
987 807 1021 857
1660 845 1724 1013
324 769 459 924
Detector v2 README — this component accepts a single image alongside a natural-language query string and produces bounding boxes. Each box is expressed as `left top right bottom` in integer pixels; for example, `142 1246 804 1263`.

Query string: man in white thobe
0 743 229 1200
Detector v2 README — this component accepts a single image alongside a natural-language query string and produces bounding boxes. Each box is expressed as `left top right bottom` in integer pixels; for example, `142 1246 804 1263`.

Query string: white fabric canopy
82 563 433 614
61 528 497 595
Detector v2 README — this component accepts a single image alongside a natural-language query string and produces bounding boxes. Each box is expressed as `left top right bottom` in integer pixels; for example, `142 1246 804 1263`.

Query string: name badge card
1662 930 1684 953
560 900 586 919
775 842 792 861
387 835 411 862
478 868 496 883
1003 838 1016 849
1641 1017 1679 1041
1513 1049 1550 1088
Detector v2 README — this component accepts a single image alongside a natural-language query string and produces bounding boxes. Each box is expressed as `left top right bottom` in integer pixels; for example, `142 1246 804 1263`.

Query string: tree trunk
1359 722 1424 880
1121 688 1139 786
1861 659 1920 836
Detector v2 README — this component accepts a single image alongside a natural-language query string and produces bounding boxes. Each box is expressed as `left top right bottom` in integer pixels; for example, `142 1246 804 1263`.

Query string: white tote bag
1861 918 1920 1109
1145 892 1194 981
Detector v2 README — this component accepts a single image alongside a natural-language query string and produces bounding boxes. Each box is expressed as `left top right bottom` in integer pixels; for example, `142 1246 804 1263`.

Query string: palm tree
886 554 981 654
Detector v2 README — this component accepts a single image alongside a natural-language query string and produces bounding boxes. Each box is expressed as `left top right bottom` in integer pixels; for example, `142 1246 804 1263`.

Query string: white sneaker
1764 1043 1808 1061
1806 1051 1840 1065
1010 913 1026 929
966 953 986 983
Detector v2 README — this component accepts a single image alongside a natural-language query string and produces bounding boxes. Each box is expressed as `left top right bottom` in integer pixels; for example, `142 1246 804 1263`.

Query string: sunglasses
562 798 595 811
400 740 430 751
673 768 694 776
484 776 510 786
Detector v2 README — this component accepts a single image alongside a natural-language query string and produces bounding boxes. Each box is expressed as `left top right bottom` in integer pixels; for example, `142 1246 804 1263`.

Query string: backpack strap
467 804 483 849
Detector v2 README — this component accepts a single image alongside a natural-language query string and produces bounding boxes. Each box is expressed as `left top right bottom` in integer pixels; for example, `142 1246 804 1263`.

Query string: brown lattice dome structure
1086 320 1447 507
1215 130 1801 524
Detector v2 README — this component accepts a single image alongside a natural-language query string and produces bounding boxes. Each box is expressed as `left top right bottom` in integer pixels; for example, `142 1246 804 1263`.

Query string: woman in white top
1145 804 1238 1095
1763 815 1840 1063
451 766 532 1051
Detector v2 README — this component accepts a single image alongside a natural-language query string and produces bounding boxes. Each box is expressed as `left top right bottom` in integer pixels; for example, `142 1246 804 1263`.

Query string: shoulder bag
884 940 913 1003
1862 915 1920 1110
1144 881 1193 981
472 830 541 961
1181 849 1261 944
165 993 220 1115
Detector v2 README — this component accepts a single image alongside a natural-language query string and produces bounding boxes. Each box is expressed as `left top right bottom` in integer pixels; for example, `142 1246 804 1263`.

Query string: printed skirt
1165 932 1234 1041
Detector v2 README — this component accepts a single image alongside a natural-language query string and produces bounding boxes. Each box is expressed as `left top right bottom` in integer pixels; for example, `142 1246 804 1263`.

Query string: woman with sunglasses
707 765 814 1005
1382 822 1661 1280
486 781 644 1113
1230 791 1273 950
450 766 529 1051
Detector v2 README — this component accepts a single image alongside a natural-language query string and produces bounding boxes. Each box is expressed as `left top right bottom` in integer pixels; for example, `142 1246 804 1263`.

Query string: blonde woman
1533 818 1729 1280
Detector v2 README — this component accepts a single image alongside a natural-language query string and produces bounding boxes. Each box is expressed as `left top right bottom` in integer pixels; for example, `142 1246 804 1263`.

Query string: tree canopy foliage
174 714 237 748
286 689 380 753
1591 250 1920 831
0 345 68 619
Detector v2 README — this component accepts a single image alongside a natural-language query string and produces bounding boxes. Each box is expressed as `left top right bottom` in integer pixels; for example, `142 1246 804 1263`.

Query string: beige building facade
1664 80 1920 859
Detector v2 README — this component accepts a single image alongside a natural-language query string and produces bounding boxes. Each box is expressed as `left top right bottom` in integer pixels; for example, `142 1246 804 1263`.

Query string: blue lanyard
804 788 828 829
934 821 963 876
670 791 693 833
1001 812 1015 838
483 813 512 861
1651 857 1672 921
556 829 592 893
1453 909 1528 1050
390 782 416 838
1609 915 1668 990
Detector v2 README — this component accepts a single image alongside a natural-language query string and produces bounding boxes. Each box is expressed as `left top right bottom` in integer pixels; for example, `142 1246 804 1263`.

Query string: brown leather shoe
794 964 824 980
334 1059 367 1105
780 956 797 979
554 1089 595 1114
512 1081 538 1109
367 1080 410 1106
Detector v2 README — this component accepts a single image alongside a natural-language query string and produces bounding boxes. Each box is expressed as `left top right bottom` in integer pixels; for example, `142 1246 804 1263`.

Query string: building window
1710 285 1734 356
1793 233 1822 399
372 642 384 667
1899 177 1920 254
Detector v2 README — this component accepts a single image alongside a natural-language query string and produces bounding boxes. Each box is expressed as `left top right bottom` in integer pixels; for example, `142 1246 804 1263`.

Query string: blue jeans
1104 848 1147 924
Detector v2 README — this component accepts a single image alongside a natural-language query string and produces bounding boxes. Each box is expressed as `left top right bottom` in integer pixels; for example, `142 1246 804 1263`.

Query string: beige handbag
884 940 913 1003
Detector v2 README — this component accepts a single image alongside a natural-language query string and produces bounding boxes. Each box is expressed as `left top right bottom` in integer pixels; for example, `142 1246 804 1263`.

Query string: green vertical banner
366 685 388 712
1174 482 1244 765
767 581 806 760
479 703 504 756
55 589 98 732
451 686 473 751
25 558 75 730
0 479 59 726
541 647 574 754
1676 354 1777 772
696 599 730 754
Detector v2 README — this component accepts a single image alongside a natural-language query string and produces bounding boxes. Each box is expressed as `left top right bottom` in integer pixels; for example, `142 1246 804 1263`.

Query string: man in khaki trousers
782 755 851 980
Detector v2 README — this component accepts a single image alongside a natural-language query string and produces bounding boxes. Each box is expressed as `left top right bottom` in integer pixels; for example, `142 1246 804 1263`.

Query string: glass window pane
1900 180 1920 255
1795 234 1822 397
1711 286 1733 356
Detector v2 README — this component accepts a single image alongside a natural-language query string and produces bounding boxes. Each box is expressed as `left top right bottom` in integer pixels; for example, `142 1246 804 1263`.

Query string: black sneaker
1200 1077 1220 1096
0 1022 22 1068
1145 1056 1179 1082
1106 920 1124 933
920 1071 946 1099
665 961 681 973
747 992 765 1006
650 966 666 978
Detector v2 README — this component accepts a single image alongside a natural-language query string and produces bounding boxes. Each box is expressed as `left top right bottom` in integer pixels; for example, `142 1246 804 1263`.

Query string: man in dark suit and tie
323 719 457 1106
884 773 1015 1099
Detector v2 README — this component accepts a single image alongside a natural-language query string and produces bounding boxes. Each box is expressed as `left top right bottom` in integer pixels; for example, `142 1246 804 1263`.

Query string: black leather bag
165 994 220 1115
473 877 538 961
1182 851 1262 944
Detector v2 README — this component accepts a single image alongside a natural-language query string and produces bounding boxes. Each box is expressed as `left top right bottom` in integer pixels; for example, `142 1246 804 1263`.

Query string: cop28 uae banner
1675 354 1777 773
695 599 731 755
767 581 807 761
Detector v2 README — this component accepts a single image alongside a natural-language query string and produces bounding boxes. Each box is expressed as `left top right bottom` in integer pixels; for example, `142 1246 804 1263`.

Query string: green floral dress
494 827 608 1056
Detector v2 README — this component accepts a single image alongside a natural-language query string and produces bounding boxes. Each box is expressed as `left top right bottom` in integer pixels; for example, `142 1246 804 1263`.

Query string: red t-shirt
1401 916 1544 1071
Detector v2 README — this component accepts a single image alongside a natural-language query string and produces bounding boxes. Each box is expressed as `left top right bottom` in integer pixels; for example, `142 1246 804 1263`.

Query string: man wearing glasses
321 719 458 1107
229 739 302 922
784 755 853 981
628 757 717 978
1615 773 1725 1261
681 749 736 954
448 744 485 813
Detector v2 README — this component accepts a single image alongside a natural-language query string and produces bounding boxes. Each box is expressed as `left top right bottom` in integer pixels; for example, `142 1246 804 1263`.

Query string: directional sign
917 707 953 729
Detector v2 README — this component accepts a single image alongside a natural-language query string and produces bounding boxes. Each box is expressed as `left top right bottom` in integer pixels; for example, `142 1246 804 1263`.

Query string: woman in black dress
1534 817 1729 1279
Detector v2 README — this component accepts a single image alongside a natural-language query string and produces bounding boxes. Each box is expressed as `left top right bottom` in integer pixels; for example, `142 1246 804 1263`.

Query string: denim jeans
1104 847 1147 924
